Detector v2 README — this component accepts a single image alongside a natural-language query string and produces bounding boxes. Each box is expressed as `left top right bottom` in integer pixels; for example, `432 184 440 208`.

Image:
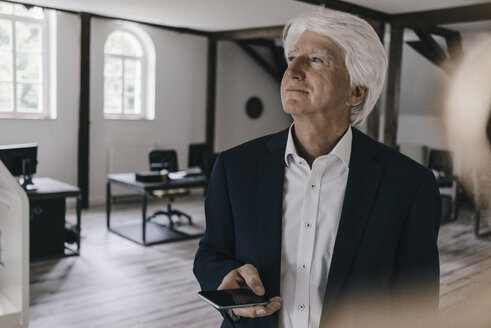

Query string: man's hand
218 264 282 318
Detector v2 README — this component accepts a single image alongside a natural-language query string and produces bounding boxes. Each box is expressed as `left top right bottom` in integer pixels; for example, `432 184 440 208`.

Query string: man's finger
232 298 282 318
237 264 265 295
218 271 241 290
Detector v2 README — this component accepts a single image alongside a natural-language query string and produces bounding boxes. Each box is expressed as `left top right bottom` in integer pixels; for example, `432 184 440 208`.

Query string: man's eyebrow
310 48 333 59
287 48 297 56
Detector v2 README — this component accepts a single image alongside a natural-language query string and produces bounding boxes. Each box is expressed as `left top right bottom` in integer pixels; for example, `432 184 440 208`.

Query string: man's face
280 30 353 120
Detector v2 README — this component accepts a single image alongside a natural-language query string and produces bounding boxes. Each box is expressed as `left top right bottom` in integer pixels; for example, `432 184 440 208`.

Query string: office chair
427 149 459 222
147 149 192 227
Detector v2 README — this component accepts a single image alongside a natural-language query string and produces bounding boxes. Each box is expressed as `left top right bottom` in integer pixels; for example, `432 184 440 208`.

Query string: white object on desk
0 161 29 328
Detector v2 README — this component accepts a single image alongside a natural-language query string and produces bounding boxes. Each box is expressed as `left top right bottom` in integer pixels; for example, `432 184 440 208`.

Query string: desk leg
106 181 111 229
76 194 81 252
142 193 147 245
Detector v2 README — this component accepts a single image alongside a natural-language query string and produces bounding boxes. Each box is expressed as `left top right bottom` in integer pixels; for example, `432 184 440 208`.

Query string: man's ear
346 86 367 106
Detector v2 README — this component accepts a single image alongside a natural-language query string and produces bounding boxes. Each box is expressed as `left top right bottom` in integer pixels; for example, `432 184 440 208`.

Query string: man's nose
285 58 306 80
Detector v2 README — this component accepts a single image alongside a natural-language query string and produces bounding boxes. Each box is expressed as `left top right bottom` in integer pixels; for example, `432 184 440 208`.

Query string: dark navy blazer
193 127 441 328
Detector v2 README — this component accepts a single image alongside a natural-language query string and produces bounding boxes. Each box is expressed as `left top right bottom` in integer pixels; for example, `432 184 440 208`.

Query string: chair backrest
427 149 453 177
149 150 178 172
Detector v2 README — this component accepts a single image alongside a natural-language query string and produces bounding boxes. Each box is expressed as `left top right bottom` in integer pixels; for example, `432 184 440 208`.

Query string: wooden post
383 24 404 149
366 21 385 141
78 13 91 208
205 39 217 150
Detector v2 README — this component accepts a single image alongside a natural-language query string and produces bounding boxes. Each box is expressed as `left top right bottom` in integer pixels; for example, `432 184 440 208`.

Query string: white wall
214 41 292 152
89 18 207 204
0 12 79 186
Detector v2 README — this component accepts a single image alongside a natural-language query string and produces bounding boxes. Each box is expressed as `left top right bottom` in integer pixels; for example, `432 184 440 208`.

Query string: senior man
194 8 441 328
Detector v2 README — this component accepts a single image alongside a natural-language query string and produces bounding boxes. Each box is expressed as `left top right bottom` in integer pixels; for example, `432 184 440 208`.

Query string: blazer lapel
321 128 385 315
256 129 288 298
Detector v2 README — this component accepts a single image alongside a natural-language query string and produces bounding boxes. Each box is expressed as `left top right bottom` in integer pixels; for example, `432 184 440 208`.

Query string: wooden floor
29 194 491 328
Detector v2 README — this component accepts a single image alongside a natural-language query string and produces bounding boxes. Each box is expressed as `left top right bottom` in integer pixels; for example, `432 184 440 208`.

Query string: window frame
0 5 50 120
103 29 147 120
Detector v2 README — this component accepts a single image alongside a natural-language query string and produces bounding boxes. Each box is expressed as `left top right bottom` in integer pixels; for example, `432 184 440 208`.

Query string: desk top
107 173 208 193
27 177 80 200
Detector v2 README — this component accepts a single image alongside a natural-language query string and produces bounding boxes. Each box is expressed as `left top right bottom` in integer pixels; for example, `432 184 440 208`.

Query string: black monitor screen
188 143 211 168
0 143 38 177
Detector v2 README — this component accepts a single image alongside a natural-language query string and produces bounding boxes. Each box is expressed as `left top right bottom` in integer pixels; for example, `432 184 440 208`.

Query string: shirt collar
284 123 352 167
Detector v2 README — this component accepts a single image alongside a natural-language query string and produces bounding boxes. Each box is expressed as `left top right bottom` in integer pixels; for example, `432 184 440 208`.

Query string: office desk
106 173 208 246
27 177 81 259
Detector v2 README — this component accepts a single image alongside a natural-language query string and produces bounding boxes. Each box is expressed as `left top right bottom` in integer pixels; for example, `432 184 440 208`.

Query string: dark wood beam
427 26 463 62
295 0 390 22
236 41 281 83
78 12 91 209
242 38 276 47
210 26 284 41
366 22 385 141
413 28 449 63
407 28 452 74
406 41 442 66
205 39 217 150
383 25 404 149
391 3 491 27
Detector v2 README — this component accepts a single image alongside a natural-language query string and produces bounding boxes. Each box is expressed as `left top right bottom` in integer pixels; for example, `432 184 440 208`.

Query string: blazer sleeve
390 169 442 326
193 153 243 291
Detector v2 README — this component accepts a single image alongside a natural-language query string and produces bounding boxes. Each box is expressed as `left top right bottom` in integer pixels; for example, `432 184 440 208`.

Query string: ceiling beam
236 41 282 83
390 3 491 27
210 26 284 41
295 0 390 22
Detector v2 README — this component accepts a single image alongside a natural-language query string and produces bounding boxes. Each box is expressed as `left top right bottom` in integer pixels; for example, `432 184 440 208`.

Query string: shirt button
299 304 305 311
299 161 303 165
301 264 307 270
311 183 316 189
306 223 312 228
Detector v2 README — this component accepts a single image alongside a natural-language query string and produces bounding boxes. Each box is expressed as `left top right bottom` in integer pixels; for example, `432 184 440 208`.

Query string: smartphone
198 289 269 310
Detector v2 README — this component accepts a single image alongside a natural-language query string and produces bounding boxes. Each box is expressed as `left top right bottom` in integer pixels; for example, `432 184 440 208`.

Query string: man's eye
287 56 295 62
311 57 322 63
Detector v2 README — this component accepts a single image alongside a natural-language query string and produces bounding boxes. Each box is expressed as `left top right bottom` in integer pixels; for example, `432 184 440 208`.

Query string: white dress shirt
279 124 352 328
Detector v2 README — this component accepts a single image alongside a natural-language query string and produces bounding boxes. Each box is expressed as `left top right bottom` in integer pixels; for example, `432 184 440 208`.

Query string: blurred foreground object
444 37 491 232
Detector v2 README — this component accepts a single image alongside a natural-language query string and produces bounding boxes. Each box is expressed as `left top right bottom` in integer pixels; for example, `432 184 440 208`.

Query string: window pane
0 3 13 15
104 57 122 78
0 19 12 50
0 82 12 111
124 95 141 114
104 78 122 95
16 53 41 81
0 51 12 80
104 31 123 55
121 32 142 57
15 21 42 52
14 4 44 19
17 83 41 112
104 94 122 114
124 59 141 79
124 79 141 96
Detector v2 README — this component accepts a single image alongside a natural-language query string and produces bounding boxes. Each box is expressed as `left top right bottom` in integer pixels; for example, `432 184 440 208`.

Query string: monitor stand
19 176 37 191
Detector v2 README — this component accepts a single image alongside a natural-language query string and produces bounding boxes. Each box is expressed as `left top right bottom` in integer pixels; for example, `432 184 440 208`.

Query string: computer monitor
188 143 211 168
0 143 38 189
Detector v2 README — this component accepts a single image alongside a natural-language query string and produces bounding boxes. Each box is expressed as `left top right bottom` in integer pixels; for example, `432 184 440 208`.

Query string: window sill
0 114 55 120
104 115 154 121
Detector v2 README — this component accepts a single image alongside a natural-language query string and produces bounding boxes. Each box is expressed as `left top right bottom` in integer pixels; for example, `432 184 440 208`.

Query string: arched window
0 2 52 119
103 30 146 119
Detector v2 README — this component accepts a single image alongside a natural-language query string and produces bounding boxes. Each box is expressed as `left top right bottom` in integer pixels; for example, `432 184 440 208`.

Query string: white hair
283 8 387 126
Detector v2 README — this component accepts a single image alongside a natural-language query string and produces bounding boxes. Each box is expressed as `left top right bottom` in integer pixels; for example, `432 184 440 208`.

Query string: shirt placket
292 160 322 327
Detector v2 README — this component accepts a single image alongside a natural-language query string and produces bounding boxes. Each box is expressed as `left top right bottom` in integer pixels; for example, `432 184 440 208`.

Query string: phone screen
199 289 269 310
